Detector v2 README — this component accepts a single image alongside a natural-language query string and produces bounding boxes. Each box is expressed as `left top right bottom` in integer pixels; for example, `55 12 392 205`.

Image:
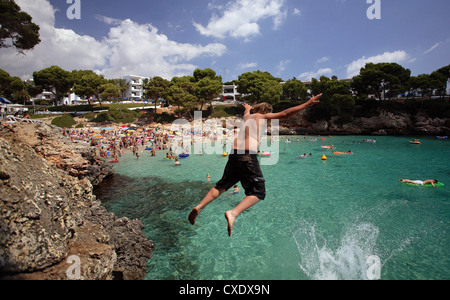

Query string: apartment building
123 75 149 101
221 84 242 101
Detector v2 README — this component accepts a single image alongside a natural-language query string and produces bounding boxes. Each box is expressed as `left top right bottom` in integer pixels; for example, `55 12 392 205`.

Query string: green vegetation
235 70 283 105
209 105 241 118
51 114 76 128
90 108 139 124
33 66 74 107
1 57 449 126
0 0 41 52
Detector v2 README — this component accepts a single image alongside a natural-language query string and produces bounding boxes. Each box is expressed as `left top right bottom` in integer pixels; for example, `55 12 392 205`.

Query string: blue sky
1 0 449 82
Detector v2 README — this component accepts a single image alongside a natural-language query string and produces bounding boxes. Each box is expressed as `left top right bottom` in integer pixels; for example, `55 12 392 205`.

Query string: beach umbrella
0 97 12 104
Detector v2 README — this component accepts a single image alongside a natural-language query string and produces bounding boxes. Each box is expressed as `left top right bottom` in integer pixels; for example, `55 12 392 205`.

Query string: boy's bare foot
188 208 200 225
225 211 236 236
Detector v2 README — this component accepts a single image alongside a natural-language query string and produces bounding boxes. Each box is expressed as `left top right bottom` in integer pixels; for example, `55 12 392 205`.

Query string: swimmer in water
399 179 438 188
231 185 240 195
188 94 322 236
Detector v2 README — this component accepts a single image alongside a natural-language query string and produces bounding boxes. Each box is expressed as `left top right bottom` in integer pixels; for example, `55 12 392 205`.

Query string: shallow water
94 136 450 280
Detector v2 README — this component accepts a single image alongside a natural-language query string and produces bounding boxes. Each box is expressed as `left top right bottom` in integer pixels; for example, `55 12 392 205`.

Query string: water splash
293 221 380 280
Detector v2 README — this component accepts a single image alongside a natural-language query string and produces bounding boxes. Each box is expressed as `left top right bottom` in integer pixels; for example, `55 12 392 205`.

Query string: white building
33 75 150 105
123 75 149 101
34 89 83 106
447 79 450 96
221 84 241 101
35 89 54 102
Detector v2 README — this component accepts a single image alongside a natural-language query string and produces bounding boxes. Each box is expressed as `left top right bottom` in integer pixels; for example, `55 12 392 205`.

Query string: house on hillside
123 75 149 101
221 84 242 101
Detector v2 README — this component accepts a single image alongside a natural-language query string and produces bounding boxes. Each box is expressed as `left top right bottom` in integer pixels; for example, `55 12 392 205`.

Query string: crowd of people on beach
61 126 173 162
60 123 238 163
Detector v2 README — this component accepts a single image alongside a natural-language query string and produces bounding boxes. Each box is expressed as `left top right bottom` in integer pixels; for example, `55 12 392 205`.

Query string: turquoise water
94 136 450 280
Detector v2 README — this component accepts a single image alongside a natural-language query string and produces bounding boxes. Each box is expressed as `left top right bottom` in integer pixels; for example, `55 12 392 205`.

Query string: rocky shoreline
278 108 450 136
0 122 154 280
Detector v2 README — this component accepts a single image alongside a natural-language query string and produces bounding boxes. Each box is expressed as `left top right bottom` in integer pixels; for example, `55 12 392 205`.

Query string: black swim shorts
215 152 266 201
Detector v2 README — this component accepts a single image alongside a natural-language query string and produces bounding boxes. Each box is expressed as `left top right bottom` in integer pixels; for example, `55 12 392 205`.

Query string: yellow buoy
321 155 327 160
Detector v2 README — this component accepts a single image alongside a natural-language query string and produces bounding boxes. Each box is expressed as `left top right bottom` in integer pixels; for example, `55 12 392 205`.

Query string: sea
94 135 450 280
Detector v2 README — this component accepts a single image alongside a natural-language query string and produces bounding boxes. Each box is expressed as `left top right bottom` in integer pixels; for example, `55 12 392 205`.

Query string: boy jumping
189 94 322 236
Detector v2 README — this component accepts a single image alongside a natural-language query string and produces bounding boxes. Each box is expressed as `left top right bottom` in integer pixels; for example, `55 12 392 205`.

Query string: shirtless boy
189 94 322 236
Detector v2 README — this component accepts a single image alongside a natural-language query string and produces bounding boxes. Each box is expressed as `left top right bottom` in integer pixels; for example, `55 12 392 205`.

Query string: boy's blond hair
252 102 273 114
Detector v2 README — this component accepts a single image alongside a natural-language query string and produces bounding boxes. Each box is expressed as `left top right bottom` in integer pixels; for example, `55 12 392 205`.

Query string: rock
311 120 329 133
28 123 114 186
0 123 153 280
278 106 449 136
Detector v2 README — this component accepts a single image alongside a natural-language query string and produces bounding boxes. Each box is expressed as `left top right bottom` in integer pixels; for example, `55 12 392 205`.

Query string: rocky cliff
0 122 154 280
279 108 450 136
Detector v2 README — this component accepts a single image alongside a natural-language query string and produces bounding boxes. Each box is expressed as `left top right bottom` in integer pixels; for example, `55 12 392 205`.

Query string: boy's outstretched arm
243 103 252 116
264 94 322 120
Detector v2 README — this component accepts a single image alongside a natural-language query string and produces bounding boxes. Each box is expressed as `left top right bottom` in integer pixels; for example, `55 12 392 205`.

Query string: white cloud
0 0 108 79
194 0 287 39
292 8 301 16
276 60 291 73
238 62 258 69
95 14 121 26
346 50 410 78
316 56 329 63
299 68 333 81
0 0 227 80
101 19 227 79
423 42 442 54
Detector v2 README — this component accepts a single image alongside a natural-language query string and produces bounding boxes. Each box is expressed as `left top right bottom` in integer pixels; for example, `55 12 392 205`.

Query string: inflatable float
402 182 445 188
109 160 119 163
179 154 190 158
332 151 352 155
258 152 271 156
